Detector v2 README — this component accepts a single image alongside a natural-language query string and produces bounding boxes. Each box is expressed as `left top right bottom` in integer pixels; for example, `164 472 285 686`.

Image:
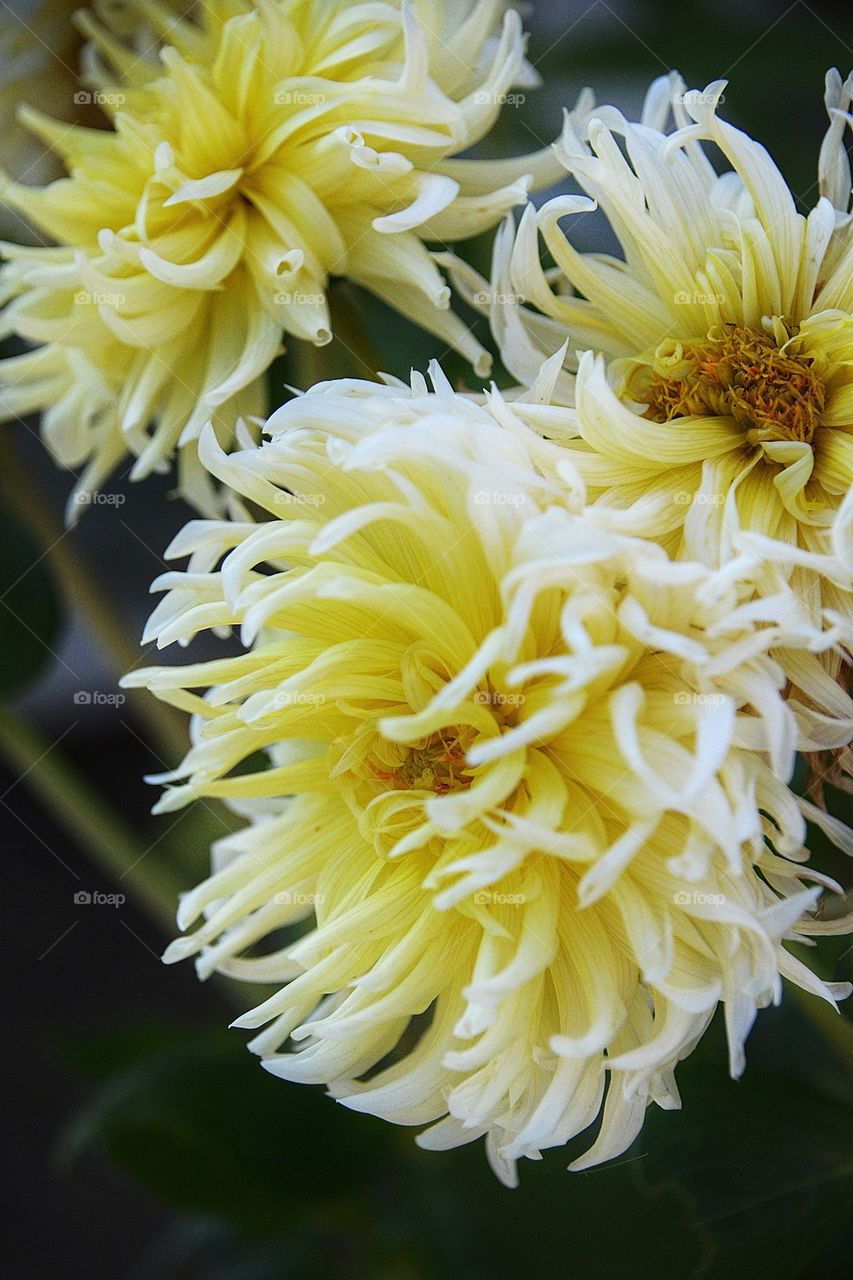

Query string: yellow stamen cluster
634 325 827 445
464 70 853 643
391 727 478 795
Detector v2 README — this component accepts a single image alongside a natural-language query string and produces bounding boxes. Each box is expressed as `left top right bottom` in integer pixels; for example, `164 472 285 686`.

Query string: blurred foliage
56 1023 696 1279
494 0 851 204
0 505 61 695
640 1062 853 1280
56 990 853 1280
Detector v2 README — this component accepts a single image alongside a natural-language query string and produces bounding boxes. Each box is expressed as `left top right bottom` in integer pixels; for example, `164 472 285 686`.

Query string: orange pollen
635 324 825 444
376 726 477 795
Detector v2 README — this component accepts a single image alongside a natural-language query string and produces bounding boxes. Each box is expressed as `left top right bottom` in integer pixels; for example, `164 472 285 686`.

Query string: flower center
632 324 826 444
375 726 478 795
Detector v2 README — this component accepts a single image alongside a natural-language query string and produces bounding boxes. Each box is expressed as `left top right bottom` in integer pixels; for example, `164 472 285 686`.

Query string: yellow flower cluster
453 72 852 644
0 0 555 513
124 373 851 1183
2 10 850 1182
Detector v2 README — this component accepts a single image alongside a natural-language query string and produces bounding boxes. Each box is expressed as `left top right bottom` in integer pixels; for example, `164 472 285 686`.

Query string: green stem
329 284 386 381
0 706 250 1006
0 445 187 763
0 705 180 930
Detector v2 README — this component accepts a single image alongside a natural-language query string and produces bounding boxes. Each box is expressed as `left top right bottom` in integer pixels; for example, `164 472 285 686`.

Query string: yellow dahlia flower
124 373 852 1184
452 71 853 631
0 0 82 195
0 0 556 514
0 1 184 232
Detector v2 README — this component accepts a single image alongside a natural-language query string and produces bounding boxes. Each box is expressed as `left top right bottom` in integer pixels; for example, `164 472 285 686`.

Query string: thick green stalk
0 445 187 763
0 706 250 1007
0 705 180 930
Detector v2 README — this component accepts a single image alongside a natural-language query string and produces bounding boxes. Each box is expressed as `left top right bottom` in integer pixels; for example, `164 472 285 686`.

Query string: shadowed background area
2 0 852 1276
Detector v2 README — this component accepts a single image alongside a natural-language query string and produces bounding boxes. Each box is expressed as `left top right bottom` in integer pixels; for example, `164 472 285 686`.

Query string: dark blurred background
3 0 853 1276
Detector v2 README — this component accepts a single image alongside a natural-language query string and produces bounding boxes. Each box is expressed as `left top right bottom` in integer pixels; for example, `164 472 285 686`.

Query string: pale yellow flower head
453 71 853 641
0 0 185 230
0 0 556 514
0 0 81 197
124 372 852 1184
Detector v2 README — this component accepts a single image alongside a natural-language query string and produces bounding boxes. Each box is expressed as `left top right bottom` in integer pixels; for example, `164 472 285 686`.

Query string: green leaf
57 1025 397 1235
58 1024 437 1277
58 1022 704 1278
0 504 61 694
59 1011 853 1279
638 1051 853 1279
400 1137 704 1280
